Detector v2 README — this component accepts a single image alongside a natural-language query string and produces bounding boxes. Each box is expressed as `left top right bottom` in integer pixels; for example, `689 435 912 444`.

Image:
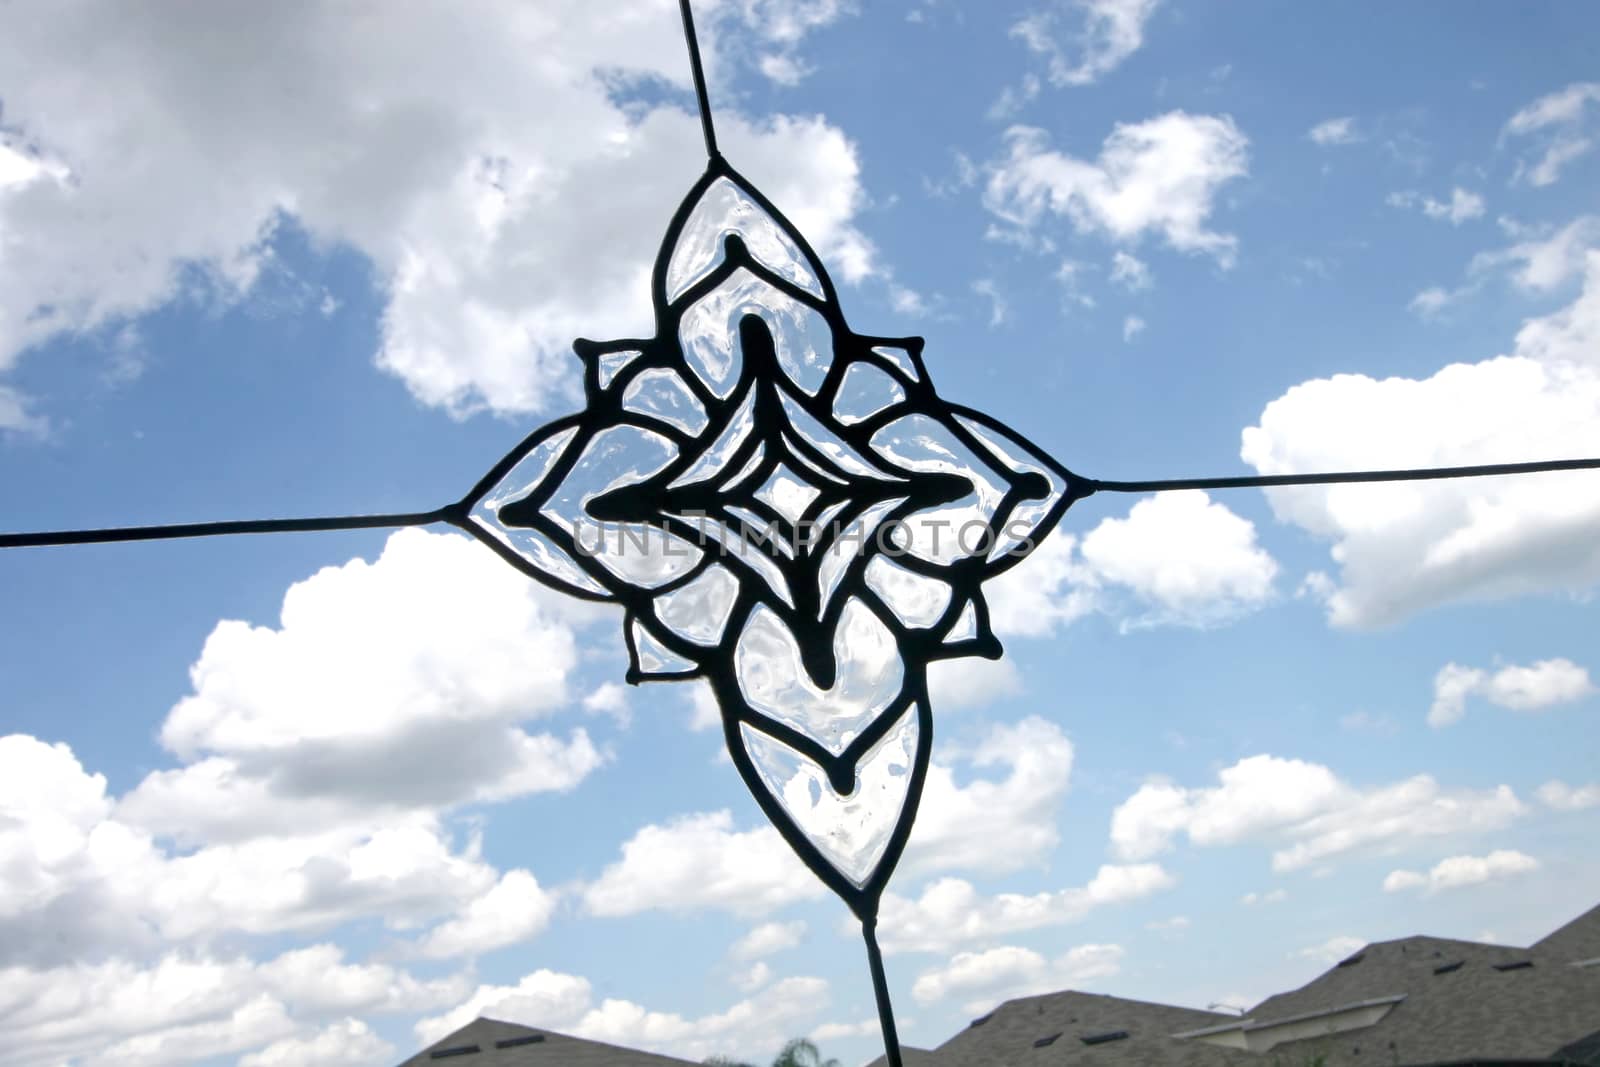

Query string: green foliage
704 1037 841 1067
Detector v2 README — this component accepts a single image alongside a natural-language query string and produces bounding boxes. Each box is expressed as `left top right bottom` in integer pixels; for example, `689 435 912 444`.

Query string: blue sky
2 2 1599 1065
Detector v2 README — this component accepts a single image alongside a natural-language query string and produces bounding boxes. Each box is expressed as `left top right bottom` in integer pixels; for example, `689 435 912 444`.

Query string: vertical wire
677 0 720 160
863 915 905 1067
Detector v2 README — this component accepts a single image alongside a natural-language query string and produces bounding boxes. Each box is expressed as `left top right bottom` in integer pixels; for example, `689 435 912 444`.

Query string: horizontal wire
0 507 458 550
1089 457 1600 495
2 457 1598 551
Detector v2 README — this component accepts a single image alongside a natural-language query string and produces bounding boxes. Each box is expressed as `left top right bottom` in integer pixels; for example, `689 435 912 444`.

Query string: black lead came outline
1 3 1599 1066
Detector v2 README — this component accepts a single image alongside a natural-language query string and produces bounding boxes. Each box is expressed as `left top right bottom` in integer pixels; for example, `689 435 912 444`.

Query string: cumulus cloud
981 493 1277 635
583 717 1077 917
0 3 868 419
1008 0 1161 89
1382 849 1539 895
0 947 461 1067
1240 888 1288 906
119 529 605 842
1536 779 1600 811
1109 753 1526 872
239 1020 395 1067
1241 244 1600 629
1428 657 1593 727
413 869 558 960
1123 314 1147 342
985 112 1249 266
910 943 1123 1014
581 811 821 919
415 968 831 1064
1078 491 1278 626
1308 117 1361 146
877 864 1174 954
902 717 1075 877
1504 82 1600 186
729 920 808 961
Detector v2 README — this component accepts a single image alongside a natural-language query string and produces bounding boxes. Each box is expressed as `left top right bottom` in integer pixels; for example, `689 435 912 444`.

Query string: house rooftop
397 1018 700 1067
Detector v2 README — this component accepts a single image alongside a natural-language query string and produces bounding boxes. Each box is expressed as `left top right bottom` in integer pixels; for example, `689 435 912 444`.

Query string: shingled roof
909 989 1258 1067
1535 902 1600 965
397 1018 701 1067
1229 932 1600 1065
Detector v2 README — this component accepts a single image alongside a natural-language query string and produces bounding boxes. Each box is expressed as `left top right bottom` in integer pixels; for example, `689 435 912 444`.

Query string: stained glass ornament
457 147 1092 1065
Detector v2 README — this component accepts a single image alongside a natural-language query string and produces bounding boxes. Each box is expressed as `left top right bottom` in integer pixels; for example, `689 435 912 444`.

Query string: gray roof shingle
397 1018 702 1067
921 990 1258 1067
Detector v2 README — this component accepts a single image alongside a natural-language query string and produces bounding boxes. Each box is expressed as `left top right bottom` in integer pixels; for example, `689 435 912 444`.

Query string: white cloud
1241 249 1600 629
415 968 831 1064
0 947 460 1067
1078 491 1278 626
910 943 1123 1014
1536 779 1600 811
413 869 557 959
1110 754 1526 872
0 4 869 419
1240 888 1288 906
1388 188 1485 225
581 811 821 918
730 920 807 961
1308 117 1360 146
927 655 1024 710
982 495 1276 637
1382 849 1539 895
1504 82 1600 186
239 1020 394 1067
1123 314 1147 342
877 864 1174 954
121 530 604 841
903 717 1075 877
1429 658 1592 728
1009 0 1161 89
985 112 1249 266
0 725 567 973
1110 250 1153 290
973 278 1010 327
1294 935 1365 965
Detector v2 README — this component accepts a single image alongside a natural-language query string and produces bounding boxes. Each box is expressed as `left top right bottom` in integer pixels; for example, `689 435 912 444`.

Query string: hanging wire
4 458 1598 550
678 0 720 161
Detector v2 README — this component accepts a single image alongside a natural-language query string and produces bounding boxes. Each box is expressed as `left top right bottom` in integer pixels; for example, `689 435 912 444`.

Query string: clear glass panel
753 463 822 525
947 600 979 641
719 443 767 491
816 498 904 619
665 176 825 303
540 425 702 588
954 414 1067 561
671 390 757 488
469 507 610 597
734 598 904 755
597 349 644 391
480 426 580 513
886 496 988 566
623 367 710 436
652 564 740 646
870 414 1008 517
679 269 834 398
675 268 832 398
739 704 918 887
779 391 893 481
728 506 795 559
632 617 697 675
833 361 908 426
865 555 951 628
695 518 795 608
871 345 921 382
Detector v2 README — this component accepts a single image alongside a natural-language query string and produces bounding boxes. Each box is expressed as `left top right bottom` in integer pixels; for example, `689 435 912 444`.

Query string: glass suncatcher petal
458 154 1093 1066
